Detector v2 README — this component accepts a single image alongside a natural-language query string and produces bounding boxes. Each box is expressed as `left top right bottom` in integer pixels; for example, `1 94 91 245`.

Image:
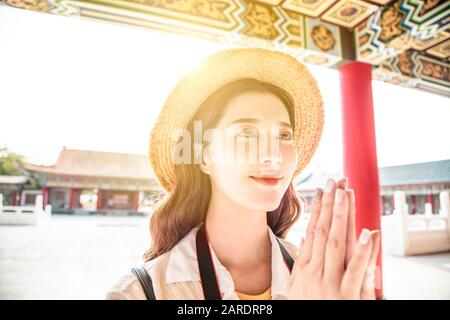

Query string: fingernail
370 230 380 237
335 188 345 204
325 179 334 193
370 230 381 242
359 228 371 245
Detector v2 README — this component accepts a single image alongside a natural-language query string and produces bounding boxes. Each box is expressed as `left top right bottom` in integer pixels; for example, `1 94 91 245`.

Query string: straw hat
149 47 324 192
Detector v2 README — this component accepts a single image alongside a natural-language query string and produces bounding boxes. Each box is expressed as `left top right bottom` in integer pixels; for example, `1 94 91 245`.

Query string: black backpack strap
196 224 222 300
131 265 157 300
276 238 294 273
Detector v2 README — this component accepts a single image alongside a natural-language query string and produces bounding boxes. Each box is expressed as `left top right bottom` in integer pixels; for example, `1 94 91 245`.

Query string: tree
0 147 26 176
0 147 41 188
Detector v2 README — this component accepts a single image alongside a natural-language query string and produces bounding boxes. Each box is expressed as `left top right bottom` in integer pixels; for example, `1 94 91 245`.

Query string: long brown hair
143 78 304 261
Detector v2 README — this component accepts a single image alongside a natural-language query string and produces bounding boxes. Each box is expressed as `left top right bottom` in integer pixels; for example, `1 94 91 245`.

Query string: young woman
106 47 380 300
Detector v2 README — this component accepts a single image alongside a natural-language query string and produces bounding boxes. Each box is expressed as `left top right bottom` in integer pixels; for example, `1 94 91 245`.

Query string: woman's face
200 91 298 212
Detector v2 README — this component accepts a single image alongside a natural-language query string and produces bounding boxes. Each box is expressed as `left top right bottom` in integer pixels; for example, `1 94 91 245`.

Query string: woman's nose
258 138 282 167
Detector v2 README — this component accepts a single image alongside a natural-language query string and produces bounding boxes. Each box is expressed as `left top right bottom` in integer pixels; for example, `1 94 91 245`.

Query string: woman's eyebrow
227 118 292 128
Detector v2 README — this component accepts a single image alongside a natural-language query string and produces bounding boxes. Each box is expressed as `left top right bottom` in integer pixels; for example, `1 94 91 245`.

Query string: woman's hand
287 178 381 300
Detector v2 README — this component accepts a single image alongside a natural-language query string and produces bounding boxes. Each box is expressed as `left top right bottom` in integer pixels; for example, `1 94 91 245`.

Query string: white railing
381 191 450 256
0 193 52 225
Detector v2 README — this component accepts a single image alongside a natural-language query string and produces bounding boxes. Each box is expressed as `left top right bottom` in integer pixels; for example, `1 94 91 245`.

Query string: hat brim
149 47 324 192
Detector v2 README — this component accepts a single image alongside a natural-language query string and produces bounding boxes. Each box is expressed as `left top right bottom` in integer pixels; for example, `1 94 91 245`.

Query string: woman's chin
248 196 282 212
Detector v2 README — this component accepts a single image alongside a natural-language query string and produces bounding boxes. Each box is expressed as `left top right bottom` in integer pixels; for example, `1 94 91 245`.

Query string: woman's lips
249 176 283 187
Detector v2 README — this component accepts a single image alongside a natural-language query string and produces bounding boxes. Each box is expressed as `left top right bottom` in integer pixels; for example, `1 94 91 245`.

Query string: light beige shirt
106 223 298 300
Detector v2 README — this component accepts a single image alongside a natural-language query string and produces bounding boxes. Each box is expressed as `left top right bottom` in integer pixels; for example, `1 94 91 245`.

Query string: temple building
0 175 29 206
24 147 162 215
297 159 450 215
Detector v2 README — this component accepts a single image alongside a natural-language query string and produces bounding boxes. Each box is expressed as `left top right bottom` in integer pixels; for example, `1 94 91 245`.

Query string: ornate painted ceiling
2 0 449 96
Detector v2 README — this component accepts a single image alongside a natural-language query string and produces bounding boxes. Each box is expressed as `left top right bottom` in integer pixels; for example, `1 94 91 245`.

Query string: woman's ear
194 142 211 175
200 160 210 175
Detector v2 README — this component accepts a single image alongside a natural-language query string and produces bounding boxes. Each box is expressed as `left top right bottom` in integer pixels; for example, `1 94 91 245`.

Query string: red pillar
427 193 434 213
69 188 74 209
97 189 103 210
42 187 50 208
411 195 416 214
11 190 17 206
339 61 383 299
134 191 140 211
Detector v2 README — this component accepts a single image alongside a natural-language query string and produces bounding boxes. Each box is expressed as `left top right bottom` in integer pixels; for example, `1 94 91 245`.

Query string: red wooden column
339 61 383 299
97 189 103 210
69 188 75 209
42 187 50 208
134 191 140 211
11 190 17 206
427 193 434 213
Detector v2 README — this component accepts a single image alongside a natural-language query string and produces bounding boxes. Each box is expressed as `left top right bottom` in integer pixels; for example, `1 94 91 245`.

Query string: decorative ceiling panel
1 0 449 95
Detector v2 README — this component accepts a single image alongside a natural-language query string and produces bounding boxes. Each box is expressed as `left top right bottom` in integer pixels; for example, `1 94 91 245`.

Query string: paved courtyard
0 215 449 299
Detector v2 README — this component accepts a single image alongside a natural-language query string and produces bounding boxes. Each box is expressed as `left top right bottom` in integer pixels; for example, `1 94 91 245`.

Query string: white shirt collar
165 223 291 300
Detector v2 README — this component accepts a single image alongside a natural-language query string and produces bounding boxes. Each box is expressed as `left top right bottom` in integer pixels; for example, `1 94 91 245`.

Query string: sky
0 5 449 175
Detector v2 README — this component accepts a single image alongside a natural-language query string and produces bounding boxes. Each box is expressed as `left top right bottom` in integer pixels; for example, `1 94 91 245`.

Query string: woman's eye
237 128 258 138
278 131 293 140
